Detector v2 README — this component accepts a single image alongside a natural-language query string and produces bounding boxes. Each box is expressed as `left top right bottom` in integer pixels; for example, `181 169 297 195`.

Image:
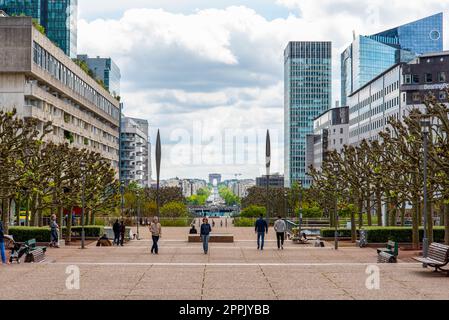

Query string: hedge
62 226 104 238
159 219 193 227
8 227 51 242
321 227 446 243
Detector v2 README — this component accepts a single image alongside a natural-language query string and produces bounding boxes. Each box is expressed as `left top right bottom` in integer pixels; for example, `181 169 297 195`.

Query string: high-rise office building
306 106 349 172
77 55 121 97
341 13 443 106
0 0 78 58
284 41 332 188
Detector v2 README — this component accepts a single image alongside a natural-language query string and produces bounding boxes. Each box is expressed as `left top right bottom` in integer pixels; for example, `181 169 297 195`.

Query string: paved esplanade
1 218 448 300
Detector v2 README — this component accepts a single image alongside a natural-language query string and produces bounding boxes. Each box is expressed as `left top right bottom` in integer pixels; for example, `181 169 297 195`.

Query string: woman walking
200 218 212 254
50 214 60 248
149 216 162 254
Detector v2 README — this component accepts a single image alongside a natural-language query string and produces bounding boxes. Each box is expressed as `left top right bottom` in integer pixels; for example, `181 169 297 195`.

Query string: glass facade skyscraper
0 0 78 58
284 41 332 188
341 13 443 106
77 55 121 97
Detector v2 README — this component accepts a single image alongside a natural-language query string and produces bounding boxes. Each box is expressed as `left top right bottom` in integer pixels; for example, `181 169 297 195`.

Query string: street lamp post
81 162 86 249
334 167 339 250
156 130 161 216
120 181 125 219
298 181 303 239
265 130 271 224
421 119 430 259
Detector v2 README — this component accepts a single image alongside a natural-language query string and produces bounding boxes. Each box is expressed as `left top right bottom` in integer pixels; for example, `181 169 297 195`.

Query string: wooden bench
377 251 396 263
377 240 398 257
413 243 449 276
23 239 47 263
188 233 234 243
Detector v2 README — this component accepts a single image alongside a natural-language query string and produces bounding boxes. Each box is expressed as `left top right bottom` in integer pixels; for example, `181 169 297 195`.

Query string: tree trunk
2 198 10 234
358 198 364 228
366 195 372 226
351 197 357 243
58 206 64 230
427 200 434 243
15 195 21 226
444 203 449 245
30 192 38 227
25 195 30 227
89 209 95 225
400 202 406 227
376 189 382 226
412 198 420 249
66 206 73 244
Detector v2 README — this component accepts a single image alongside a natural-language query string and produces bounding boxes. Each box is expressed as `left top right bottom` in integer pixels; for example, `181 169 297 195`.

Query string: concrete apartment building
120 117 150 187
306 106 349 171
0 16 120 169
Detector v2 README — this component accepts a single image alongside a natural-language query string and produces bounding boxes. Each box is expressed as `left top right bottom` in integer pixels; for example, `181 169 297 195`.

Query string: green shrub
62 226 104 238
159 219 193 227
320 227 446 243
234 217 256 227
8 227 51 242
240 205 265 218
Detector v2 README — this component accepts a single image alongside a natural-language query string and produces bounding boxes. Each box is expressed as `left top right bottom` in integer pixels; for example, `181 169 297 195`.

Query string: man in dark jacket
112 219 120 246
119 221 126 246
255 214 268 250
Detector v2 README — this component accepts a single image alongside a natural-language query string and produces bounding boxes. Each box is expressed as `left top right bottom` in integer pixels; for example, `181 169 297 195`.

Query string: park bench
23 239 47 263
377 251 396 263
413 243 449 276
377 240 398 257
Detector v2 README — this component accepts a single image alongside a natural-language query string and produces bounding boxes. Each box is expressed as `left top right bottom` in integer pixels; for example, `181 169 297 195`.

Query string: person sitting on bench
96 234 112 247
189 225 198 234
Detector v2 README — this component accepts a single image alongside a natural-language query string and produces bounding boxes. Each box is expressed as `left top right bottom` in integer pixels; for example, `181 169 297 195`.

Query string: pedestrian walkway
0 223 447 300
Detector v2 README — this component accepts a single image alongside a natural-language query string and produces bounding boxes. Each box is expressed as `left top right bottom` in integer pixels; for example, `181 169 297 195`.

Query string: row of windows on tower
403 71 447 84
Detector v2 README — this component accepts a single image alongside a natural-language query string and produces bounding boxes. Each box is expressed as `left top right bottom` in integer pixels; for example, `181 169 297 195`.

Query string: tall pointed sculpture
156 130 161 216
265 130 271 222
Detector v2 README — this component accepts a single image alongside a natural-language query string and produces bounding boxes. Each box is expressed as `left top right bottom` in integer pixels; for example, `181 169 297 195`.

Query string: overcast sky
78 0 449 180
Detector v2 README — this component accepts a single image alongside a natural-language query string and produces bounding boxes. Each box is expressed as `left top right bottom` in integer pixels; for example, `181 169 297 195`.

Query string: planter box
188 233 234 243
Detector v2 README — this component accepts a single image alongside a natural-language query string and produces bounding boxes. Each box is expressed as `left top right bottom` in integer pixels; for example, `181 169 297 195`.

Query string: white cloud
78 2 449 179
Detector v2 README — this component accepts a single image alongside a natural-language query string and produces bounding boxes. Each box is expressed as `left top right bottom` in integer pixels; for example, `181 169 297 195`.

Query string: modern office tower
0 0 78 58
120 117 150 187
284 41 332 188
306 106 349 172
348 51 449 146
77 55 121 97
256 174 284 188
341 13 443 106
0 16 120 169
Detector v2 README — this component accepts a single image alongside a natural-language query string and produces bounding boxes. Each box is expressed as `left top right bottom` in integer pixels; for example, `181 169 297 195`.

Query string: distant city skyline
76 0 449 180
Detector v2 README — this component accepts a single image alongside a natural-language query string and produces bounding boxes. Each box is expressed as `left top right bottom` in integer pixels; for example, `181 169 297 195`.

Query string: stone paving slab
1 223 448 300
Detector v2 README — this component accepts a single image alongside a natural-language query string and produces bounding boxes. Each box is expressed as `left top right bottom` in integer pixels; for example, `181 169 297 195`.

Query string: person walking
50 214 60 248
149 216 162 254
274 216 287 250
255 214 268 250
200 218 212 254
0 221 7 265
119 221 126 246
113 219 120 246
